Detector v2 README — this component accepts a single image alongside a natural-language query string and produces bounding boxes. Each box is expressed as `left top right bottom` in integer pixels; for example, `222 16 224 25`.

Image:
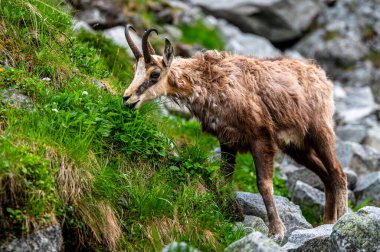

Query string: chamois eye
150 71 160 80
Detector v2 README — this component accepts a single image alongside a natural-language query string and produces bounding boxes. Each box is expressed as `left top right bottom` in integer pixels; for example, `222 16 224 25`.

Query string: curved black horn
125 25 142 60
142 28 158 64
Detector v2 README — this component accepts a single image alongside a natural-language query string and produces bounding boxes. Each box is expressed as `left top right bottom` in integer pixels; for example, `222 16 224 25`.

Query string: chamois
122 25 348 239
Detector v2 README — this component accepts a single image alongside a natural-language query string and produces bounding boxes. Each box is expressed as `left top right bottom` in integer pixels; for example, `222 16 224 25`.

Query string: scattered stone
336 140 380 176
162 241 199 252
364 126 380 152
192 0 324 42
1 225 63 252
291 181 325 221
282 224 333 252
91 79 107 90
224 231 285 252
295 0 380 103
287 168 324 193
72 20 95 34
336 124 367 143
334 87 377 124
235 192 312 241
354 171 380 206
330 206 380 251
243 215 269 236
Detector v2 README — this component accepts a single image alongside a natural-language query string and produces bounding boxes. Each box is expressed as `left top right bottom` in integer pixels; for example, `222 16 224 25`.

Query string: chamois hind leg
251 137 285 239
283 144 337 224
310 125 348 221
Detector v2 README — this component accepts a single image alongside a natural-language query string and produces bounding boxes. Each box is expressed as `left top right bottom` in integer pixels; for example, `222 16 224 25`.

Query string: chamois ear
163 38 174 68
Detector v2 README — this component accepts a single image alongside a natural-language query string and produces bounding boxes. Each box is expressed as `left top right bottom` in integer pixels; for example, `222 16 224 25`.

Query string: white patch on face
123 58 146 102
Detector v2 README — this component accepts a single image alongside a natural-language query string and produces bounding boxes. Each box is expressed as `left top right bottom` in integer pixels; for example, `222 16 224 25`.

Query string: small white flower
52 108 58 113
82 91 88 96
42 77 51 82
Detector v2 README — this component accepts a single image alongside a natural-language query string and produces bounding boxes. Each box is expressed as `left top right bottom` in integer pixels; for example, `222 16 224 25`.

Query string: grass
0 0 288 250
179 20 225 50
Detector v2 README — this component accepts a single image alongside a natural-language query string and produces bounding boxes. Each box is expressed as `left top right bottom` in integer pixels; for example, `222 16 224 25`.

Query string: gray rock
343 168 357 191
282 224 333 252
291 181 325 221
364 126 380 153
72 20 95 34
295 0 380 103
91 79 106 90
204 16 281 58
162 241 199 252
1 88 31 110
336 124 367 143
102 26 142 58
336 140 380 176
235 192 312 241
354 171 380 206
73 0 126 29
243 215 269 235
334 87 377 124
224 231 285 252
330 206 380 252
192 0 324 42
284 154 357 191
1 225 63 252
287 168 324 193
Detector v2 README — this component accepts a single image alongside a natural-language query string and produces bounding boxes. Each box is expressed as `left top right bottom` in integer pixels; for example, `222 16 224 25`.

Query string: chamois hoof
269 222 286 244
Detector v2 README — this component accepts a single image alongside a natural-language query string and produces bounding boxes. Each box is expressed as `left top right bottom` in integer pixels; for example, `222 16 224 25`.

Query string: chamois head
123 25 174 108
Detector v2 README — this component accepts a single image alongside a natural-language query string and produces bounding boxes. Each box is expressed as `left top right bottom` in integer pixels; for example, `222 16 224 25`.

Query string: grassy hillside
0 0 287 250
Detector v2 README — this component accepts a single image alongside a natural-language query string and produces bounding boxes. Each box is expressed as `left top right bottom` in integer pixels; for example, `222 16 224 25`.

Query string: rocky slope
2 0 380 251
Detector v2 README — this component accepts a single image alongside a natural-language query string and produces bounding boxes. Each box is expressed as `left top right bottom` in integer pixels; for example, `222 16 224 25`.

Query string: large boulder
191 0 324 43
224 231 285 252
354 171 380 206
0 225 63 252
291 181 325 221
235 192 312 240
282 224 333 252
330 206 380 251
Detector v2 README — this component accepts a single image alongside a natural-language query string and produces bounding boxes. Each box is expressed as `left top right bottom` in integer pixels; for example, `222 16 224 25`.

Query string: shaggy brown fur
123 29 348 239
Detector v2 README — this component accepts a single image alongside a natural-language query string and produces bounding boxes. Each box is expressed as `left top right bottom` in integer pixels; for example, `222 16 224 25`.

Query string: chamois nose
122 95 131 103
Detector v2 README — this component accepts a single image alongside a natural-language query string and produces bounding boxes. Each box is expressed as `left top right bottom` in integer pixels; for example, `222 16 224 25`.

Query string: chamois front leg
251 137 286 240
220 143 237 180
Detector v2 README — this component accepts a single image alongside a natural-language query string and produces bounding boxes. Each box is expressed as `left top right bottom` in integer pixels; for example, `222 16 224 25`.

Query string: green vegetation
323 30 340 41
364 51 380 68
179 20 225 50
0 0 288 250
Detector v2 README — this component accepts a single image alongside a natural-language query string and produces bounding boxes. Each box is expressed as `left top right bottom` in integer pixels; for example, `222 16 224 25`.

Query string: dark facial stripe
136 78 158 96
